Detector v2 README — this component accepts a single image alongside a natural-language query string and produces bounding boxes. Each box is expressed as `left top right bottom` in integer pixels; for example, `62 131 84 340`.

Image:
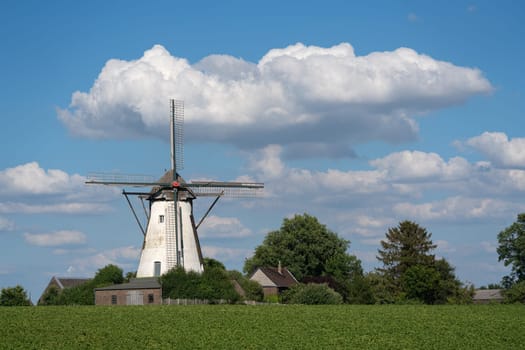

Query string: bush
0 285 31 306
228 270 264 302
282 283 343 305
161 266 240 303
504 281 525 303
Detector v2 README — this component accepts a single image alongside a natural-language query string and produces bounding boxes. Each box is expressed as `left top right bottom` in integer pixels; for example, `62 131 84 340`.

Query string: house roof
252 267 298 288
94 277 161 291
53 276 91 289
473 289 504 301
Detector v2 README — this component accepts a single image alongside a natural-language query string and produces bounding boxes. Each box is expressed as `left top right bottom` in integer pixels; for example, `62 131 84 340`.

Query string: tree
0 285 31 306
39 286 60 306
125 271 137 282
244 214 360 281
503 281 525 303
377 220 436 281
376 221 469 304
228 270 264 302
243 214 364 302
497 213 525 285
203 257 226 271
93 264 124 286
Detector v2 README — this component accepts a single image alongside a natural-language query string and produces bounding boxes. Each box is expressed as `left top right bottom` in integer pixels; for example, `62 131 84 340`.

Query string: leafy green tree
366 272 399 304
243 214 364 303
0 285 31 306
483 283 503 290
204 257 226 271
93 264 124 286
497 213 525 285
125 271 137 282
282 283 343 305
228 270 264 302
199 267 239 302
160 266 240 302
160 267 201 299
503 280 525 303
38 286 60 306
401 264 441 304
244 214 358 280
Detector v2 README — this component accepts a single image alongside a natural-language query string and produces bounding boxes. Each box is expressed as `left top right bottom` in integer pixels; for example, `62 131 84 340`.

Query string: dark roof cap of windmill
150 169 187 193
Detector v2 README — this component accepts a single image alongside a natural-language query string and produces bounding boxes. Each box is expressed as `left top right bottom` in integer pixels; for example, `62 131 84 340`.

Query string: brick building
94 277 162 305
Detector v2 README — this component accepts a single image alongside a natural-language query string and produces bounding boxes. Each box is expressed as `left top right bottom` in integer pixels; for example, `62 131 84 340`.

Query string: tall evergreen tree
375 220 468 304
377 220 436 281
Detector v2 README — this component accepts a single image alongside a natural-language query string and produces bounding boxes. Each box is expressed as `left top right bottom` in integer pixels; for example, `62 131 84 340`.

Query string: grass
1 304 524 349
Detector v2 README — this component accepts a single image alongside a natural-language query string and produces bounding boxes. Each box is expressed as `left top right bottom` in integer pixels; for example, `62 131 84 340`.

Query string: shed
473 289 504 304
94 278 162 305
249 265 298 297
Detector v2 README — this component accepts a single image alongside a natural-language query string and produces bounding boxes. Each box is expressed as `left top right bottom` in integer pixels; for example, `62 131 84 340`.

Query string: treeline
244 214 472 305
3 213 525 306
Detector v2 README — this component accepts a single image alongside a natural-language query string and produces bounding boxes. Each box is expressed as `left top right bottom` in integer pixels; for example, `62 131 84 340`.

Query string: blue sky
1 0 524 301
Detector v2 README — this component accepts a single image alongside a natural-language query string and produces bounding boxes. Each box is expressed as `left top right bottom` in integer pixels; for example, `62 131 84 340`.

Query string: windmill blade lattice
187 181 264 197
171 99 184 173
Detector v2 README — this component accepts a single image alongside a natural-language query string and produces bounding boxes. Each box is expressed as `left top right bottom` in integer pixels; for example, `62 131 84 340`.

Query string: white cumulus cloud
370 151 471 181
393 196 518 222
198 215 252 238
58 43 492 158
0 162 85 196
464 132 525 168
24 230 87 247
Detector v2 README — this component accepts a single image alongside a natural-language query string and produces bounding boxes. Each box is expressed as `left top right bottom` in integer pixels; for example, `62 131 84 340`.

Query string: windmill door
126 290 144 305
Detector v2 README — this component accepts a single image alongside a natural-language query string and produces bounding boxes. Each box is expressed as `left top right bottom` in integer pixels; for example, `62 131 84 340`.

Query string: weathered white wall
137 198 203 277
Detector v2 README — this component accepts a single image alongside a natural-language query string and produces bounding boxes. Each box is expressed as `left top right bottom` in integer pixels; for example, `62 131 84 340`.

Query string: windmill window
111 295 117 305
154 261 161 276
159 215 165 223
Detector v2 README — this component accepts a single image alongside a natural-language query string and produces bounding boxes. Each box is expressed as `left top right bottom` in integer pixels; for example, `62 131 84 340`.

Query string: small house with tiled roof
38 276 91 305
94 277 162 305
249 264 298 297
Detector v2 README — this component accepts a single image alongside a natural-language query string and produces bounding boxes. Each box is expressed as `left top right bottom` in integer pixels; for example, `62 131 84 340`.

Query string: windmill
86 100 263 277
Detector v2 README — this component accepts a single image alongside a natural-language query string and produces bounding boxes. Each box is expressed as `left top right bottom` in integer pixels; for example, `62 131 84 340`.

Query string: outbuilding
473 289 504 304
94 277 162 305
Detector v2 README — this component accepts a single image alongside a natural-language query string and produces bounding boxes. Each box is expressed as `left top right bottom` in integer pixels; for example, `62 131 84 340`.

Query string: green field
1 305 523 349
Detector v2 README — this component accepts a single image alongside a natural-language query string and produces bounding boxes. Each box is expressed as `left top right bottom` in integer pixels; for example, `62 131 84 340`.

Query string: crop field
1 304 523 349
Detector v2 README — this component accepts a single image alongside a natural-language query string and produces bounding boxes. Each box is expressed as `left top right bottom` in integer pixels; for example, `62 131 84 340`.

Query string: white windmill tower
87 100 263 277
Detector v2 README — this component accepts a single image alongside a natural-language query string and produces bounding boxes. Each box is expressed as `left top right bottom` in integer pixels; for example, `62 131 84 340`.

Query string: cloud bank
249 132 525 239
58 43 492 158
0 162 118 214
24 230 87 247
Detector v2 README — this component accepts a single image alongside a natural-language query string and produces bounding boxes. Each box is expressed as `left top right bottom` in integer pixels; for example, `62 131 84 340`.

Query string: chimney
278 260 282 275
